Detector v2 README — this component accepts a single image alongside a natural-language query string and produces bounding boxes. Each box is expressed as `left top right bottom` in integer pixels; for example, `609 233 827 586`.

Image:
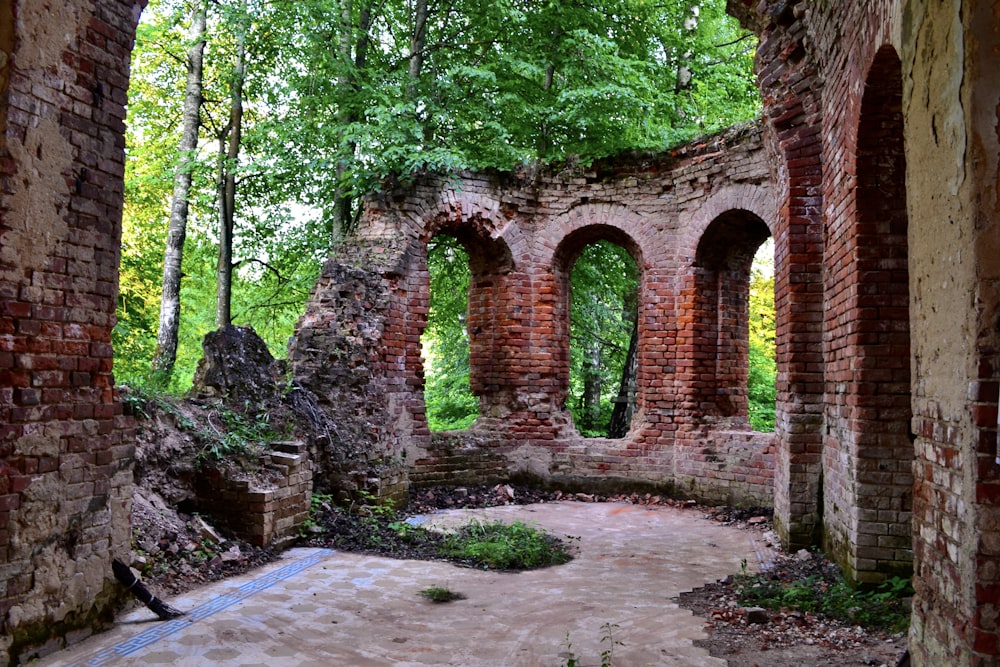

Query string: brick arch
549 224 644 435
683 209 771 422
416 212 518 415
538 202 650 270
681 184 776 252
820 42 912 585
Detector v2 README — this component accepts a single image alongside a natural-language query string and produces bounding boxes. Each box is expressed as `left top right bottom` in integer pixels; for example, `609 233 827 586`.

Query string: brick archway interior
823 45 912 584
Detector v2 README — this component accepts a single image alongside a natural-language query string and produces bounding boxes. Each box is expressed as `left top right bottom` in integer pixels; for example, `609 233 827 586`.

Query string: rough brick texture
0 0 145 663
731 0 999 663
4 0 1000 665
291 123 779 510
194 442 313 547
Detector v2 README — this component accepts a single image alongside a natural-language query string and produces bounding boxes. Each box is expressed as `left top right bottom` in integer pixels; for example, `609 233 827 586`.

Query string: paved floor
38 502 771 667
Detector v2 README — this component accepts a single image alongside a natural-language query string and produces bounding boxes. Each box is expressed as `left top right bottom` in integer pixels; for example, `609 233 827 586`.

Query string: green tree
422 235 477 430
748 241 776 431
569 241 639 437
119 0 760 393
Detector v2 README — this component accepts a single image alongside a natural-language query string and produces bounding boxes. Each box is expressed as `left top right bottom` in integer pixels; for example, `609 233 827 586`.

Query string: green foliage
423 235 478 431
194 406 275 466
440 519 574 570
748 242 776 432
734 569 912 633
569 241 638 436
419 586 466 603
562 622 624 667
121 0 760 395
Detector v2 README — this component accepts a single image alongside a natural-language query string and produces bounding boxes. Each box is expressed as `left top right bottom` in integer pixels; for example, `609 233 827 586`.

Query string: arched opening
568 239 640 437
748 239 776 432
838 45 911 582
422 234 477 431
693 210 772 424
553 227 641 439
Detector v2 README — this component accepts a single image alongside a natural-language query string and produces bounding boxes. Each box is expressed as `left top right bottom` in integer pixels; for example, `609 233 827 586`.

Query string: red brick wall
0 0 144 663
293 124 778 509
734 0 1000 663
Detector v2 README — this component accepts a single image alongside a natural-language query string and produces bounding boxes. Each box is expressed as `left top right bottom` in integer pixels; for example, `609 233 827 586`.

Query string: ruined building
0 0 998 664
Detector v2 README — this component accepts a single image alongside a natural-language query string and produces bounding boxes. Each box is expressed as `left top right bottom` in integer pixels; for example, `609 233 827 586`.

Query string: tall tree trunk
216 3 246 328
330 0 372 242
581 338 602 432
608 319 638 438
153 0 207 380
407 0 429 96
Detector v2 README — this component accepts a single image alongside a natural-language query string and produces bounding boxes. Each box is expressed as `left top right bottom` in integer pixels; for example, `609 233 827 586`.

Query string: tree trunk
608 319 638 438
407 0 429 95
581 338 602 433
330 0 372 241
153 0 207 380
216 3 246 328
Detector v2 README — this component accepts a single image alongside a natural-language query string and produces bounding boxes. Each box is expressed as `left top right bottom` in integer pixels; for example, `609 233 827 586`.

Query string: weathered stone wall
0 0 144 663
291 123 779 509
3 0 999 663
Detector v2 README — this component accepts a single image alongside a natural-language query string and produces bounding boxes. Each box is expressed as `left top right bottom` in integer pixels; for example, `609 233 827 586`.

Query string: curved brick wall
290 123 779 508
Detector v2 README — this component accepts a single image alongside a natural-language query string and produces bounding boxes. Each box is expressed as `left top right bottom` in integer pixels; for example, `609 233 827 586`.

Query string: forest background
115 0 776 436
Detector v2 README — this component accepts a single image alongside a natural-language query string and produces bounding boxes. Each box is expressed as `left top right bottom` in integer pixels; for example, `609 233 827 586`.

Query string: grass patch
439 519 575 570
420 586 466 603
733 563 912 632
303 502 576 571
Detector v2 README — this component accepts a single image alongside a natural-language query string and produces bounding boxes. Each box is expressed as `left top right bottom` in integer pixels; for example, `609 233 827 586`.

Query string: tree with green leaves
569 241 639 437
422 235 477 430
748 241 776 431
152 0 207 382
120 0 760 395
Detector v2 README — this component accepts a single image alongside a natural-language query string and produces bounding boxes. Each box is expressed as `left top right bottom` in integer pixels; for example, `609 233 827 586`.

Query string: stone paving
37 502 770 667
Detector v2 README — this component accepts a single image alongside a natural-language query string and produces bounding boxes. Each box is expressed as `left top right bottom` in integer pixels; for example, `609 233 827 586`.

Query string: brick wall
292 123 778 510
194 442 313 548
0 0 144 663
733 0 1000 663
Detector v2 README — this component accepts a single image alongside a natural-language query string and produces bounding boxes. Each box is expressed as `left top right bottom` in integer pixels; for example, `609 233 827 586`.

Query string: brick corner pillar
0 0 146 663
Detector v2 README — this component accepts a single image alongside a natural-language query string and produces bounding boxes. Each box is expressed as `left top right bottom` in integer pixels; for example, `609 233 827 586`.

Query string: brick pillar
735 4 827 549
0 1 144 662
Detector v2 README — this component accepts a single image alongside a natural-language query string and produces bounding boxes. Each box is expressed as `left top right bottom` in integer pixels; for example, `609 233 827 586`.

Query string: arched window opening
568 239 639 438
422 234 478 431
748 239 775 432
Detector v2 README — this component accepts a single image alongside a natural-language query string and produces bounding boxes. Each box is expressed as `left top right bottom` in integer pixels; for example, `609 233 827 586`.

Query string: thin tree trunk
153 0 207 380
608 319 638 438
582 338 602 432
216 3 246 328
330 0 372 242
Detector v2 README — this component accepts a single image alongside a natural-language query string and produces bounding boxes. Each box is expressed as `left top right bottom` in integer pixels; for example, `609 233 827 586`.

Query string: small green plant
561 623 623 667
599 623 622 667
441 519 573 570
299 492 333 536
734 567 912 632
419 586 466 603
194 406 275 466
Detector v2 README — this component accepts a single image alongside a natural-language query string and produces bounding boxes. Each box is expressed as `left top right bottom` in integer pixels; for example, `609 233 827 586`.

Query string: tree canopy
116 0 761 393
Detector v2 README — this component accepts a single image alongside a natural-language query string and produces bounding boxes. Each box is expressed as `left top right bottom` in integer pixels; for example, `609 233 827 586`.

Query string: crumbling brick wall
731 0 1000 663
0 0 144 663
291 123 779 509
5 0 1000 664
